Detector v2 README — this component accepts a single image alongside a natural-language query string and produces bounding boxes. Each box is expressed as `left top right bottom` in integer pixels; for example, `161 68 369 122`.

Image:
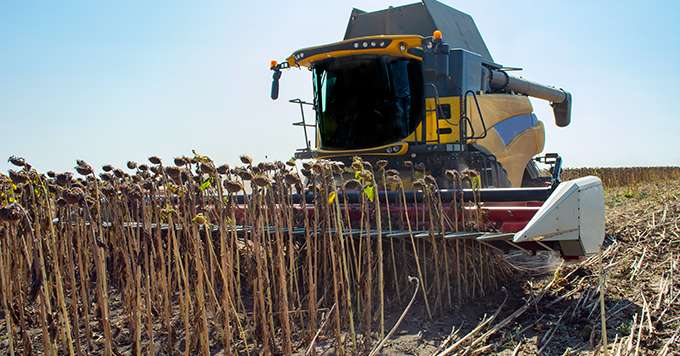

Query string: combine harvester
0 2 608 354
268 0 605 259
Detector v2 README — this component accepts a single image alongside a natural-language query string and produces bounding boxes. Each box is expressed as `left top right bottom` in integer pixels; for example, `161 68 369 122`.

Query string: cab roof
344 0 492 61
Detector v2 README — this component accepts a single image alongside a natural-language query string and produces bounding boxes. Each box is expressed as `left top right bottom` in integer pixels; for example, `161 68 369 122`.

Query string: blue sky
1 0 679 173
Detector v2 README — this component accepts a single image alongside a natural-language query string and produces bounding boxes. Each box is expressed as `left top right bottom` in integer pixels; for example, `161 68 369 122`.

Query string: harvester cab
269 0 605 258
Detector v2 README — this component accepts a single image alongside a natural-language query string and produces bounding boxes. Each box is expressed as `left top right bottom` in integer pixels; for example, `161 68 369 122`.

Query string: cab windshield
313 55 423 149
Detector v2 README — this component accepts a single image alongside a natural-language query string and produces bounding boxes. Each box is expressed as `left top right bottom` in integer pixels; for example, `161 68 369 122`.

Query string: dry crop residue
377 177 679 355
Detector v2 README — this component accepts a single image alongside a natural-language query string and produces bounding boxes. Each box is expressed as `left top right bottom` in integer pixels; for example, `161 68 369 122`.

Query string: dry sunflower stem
3 155 672 355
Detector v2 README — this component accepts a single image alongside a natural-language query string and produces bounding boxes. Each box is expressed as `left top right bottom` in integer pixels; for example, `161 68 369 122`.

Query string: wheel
521 160 550 187
486 159 511 188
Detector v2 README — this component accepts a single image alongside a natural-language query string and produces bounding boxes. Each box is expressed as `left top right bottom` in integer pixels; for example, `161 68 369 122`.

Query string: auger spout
488 68 572 127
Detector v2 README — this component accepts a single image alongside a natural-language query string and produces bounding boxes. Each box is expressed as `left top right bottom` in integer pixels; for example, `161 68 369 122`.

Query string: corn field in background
0 154 509 355
562 167 680 188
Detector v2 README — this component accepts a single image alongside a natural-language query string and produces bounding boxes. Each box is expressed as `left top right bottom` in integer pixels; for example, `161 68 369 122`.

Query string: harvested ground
374 178 680 355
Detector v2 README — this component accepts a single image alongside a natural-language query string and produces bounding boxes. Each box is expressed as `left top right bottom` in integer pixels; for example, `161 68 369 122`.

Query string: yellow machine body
285 35 546 187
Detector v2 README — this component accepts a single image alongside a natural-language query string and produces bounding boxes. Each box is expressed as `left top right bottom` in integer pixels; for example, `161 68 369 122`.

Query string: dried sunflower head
343 179 362 190
128 184 143 201
7 156 25 167
424 175 437 186
46 170 56 178
174 157 188 166
99 173 113 182
55 172 72 187
138 164 148 172
413 179 426 190
148 156 162 165
387 175 402 185
47 183 60 194
311 163 323 175
102 164 113 172
223 180 243 194
445 169 460 181
403 161 413 169
376 160 388 170
142 180 154 190
72 179 85 189
386 169 399 177
284 173 299 186
252 175 271 187
200 162 216 175
462 168 479 178
8 170 29 184
0 204 22 222
239 155 253 165
126 161 137 170
217 164 229 175
164 166 181 179
75 165 92 176
100 183 116 197
112 169 125 179
238 171 253 181
63 188 83 205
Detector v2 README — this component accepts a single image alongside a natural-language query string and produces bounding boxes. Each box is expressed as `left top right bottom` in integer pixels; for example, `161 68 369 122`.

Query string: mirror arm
271 68 282 100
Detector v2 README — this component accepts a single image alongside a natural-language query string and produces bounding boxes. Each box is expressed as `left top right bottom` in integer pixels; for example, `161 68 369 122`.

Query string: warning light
270 60 278 69
433 30 443 40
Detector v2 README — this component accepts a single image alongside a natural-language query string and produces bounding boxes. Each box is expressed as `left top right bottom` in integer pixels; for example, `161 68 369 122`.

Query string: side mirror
271 69 282 100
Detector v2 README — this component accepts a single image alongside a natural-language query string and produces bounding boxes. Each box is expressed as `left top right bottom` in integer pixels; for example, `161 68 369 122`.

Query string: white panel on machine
513 176 605 256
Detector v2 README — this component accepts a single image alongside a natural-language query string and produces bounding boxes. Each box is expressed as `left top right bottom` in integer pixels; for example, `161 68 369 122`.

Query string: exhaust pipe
488 69 572 127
